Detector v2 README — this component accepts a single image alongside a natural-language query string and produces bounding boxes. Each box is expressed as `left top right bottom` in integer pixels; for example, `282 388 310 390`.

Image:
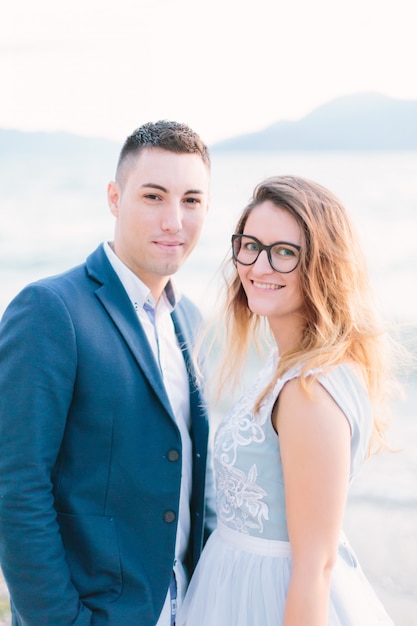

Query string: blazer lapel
86 247 174 419
171 307 209 443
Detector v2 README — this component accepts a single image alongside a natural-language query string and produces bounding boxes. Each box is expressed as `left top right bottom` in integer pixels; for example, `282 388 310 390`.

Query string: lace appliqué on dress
214 356 278 534
216 463 269 533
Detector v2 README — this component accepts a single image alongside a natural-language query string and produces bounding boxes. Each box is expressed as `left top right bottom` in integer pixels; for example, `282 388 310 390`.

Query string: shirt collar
103 241 180 312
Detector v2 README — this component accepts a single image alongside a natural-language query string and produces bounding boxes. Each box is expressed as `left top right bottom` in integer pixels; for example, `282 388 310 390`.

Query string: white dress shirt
103 242 193 624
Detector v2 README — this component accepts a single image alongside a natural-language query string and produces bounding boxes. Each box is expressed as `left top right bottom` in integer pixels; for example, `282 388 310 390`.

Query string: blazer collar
86 246 174 419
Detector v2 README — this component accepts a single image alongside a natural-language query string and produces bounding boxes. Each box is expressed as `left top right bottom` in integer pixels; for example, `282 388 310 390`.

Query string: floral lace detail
216 409 266 468
216 463 269 533
214 354 278 534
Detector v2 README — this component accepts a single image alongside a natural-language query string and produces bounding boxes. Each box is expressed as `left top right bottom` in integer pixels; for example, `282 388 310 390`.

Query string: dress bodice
213 351 373 541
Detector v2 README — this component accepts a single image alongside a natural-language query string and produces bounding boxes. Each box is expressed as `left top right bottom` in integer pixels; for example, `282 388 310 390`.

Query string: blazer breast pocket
57 511 123 603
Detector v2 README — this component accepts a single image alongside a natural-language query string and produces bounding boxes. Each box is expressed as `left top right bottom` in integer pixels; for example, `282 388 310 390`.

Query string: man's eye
144 194 160 201
184 197 200 204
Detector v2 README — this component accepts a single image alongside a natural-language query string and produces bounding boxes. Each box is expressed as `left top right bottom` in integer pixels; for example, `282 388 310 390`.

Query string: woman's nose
252 249 273 273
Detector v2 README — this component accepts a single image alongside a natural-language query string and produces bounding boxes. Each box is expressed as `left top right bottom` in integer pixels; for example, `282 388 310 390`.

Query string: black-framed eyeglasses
231 234 301 274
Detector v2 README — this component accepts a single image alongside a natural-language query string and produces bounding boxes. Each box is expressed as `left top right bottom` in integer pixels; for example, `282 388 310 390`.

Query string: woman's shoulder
279 362 372 433
317 363 373 445
318 363 369 405
277 362 373 472
281 360 367 395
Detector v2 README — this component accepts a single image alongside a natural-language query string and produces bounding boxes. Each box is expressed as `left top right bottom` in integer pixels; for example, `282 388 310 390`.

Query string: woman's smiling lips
252 281 284 290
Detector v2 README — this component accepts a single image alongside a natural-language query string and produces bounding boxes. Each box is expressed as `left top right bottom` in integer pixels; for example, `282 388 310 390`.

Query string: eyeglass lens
232 235 300 273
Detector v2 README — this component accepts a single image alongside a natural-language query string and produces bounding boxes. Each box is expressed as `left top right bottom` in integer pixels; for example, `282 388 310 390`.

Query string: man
0 120 215 625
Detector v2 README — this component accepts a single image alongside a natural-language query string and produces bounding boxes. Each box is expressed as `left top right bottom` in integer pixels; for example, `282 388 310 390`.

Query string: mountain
0 129 118 160
211 93 417 151
1 93 416 156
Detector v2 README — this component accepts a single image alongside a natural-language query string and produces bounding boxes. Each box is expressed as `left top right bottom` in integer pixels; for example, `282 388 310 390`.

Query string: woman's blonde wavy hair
214 175 401 452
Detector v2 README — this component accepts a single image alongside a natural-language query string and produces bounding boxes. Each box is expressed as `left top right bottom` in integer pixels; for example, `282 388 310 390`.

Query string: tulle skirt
177 522 394 626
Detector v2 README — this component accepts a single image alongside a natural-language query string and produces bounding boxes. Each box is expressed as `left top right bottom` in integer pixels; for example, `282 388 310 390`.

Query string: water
1 150 417 322
0 150 416 623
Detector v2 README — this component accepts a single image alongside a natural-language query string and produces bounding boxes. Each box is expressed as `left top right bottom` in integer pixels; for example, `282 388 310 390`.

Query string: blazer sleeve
0 284 92 625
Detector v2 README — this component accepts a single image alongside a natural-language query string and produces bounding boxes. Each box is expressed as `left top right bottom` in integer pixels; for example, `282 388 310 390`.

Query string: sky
1 0 417 145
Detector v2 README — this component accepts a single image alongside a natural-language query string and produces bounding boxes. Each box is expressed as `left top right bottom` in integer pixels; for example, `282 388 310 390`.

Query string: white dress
178 352 394 625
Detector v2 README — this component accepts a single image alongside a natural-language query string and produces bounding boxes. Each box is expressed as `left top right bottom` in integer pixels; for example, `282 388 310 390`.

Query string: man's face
108 147 210 300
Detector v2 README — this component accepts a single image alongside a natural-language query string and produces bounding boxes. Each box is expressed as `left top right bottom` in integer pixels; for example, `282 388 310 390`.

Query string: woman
178 176 397 625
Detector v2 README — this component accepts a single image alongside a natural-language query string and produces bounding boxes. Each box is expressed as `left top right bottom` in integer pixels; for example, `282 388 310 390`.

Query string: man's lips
153 239 184 248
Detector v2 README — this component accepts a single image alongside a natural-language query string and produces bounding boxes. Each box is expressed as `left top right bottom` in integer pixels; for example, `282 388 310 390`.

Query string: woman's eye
274 245 296 257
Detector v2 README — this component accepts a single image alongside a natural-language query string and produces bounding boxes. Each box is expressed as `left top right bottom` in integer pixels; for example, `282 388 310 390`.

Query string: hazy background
1 0 417 145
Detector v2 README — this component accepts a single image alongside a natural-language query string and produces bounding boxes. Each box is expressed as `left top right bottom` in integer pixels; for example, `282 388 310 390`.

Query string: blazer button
167 449 180 462
163 510 176 524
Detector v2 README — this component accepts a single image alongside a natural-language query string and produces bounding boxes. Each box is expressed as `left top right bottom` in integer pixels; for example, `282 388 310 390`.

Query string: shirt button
163 510 176 524
167 449 180 462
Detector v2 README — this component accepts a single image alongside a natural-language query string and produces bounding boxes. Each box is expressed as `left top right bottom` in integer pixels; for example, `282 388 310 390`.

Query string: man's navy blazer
0 245 213 625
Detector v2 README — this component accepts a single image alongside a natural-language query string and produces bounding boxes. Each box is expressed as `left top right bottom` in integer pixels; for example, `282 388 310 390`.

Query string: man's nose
161 201 182 232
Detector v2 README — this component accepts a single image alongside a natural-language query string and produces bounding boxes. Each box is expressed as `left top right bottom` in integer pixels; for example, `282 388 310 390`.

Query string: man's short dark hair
116 120 210 181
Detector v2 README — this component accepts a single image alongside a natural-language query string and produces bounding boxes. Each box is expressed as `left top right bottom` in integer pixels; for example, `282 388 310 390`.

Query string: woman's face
237 200 305 341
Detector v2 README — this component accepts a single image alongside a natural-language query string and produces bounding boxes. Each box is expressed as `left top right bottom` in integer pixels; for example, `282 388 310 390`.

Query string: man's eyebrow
140 183 168 192
140 183 205 195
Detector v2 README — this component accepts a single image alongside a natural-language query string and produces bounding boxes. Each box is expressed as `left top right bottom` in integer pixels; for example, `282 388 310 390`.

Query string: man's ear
107 181 120 217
